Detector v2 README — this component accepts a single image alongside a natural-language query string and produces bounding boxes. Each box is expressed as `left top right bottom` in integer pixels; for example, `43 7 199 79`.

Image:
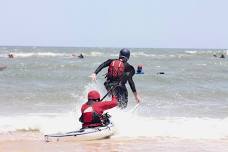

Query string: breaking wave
1 111 228 139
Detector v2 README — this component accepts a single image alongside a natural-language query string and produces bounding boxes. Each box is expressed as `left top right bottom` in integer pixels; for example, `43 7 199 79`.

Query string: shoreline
1 132 228 152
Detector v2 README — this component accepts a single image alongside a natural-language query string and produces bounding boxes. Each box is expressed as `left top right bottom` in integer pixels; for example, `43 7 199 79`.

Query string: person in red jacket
79 90 118 128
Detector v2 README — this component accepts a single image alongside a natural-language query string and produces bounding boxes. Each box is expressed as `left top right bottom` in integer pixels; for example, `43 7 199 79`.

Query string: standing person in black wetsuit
90 48 141 108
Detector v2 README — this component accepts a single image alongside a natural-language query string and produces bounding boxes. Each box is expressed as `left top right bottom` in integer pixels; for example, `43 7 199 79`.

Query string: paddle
129 103 140 113
100 84 119 101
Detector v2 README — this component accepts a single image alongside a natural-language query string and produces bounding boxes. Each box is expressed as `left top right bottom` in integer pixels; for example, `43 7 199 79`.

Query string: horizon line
0 45 227 50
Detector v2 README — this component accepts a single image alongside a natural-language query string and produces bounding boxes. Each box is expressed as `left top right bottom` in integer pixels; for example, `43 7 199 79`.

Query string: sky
0 0 228 48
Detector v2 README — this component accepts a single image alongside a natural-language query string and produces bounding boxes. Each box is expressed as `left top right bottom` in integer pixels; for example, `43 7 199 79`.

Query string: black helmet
119 48 130 61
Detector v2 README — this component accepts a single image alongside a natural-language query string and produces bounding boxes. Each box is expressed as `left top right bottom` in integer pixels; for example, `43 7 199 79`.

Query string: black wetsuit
94 59 136 108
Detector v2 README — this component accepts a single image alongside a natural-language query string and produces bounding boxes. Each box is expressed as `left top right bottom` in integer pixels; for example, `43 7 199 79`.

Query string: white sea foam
131 52 156 57
197 63 207 66
0 51 189 59
1 111 228 139
112 109 228 139
0 112 78 134
185 50 198 54
4 52 69 58
83 51 104 57
3 51 105 58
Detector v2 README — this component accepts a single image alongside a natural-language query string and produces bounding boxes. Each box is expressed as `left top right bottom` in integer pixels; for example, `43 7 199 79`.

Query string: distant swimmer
8 53 14 58
0 65 7 71
157 72 165 75
220 54 225 58
136 64 144 74
78 53 84 59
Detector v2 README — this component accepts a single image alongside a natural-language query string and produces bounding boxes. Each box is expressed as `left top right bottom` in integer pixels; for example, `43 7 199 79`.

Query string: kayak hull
44 123 115 142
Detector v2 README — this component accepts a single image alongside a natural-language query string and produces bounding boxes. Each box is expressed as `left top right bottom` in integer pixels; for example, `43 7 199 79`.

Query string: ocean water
0 46 228 140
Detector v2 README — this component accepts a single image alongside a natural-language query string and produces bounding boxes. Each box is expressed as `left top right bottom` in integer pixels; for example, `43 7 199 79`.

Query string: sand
1 132 228 152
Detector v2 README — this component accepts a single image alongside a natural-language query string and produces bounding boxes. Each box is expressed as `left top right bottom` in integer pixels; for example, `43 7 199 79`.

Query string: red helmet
88 90 101 100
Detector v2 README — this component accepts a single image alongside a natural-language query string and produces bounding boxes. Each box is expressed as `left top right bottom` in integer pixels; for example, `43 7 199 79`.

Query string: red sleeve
97 96 118 111
81 103 87 113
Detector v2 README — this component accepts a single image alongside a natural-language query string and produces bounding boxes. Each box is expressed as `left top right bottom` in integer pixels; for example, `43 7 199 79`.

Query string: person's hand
133 92 141 104
90 73 97 81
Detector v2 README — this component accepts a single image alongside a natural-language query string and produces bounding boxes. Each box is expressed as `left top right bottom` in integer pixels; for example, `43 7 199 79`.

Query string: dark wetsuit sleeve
94 59 113 74
128 66 137 93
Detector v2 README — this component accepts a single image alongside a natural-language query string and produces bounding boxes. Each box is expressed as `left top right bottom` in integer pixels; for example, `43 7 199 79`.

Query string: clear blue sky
0 0 227 48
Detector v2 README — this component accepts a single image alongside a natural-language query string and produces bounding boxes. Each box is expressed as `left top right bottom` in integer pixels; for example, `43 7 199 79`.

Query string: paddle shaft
100 84 119 101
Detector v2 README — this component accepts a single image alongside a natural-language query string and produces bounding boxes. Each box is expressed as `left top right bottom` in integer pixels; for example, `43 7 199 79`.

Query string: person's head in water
88 90 101 102
78 53 84 59
137 65 143 70
220 54 225 58
119 48 130 62
8 53 14 58
137 65 143 72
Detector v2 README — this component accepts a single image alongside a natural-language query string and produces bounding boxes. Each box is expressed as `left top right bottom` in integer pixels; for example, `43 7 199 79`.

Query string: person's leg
114 86 128 109
104 81 112 97
104 81 128 108
104 80 119 97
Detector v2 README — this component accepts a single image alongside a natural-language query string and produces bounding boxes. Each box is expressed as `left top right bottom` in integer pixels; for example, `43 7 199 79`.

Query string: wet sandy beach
1 132 228 152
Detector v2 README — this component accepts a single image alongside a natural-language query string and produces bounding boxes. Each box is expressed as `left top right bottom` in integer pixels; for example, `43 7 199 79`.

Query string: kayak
44 122 115 142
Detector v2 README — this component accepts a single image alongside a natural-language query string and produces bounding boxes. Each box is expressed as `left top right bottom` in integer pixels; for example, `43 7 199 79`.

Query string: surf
1 108 228 140
1 81 228 140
